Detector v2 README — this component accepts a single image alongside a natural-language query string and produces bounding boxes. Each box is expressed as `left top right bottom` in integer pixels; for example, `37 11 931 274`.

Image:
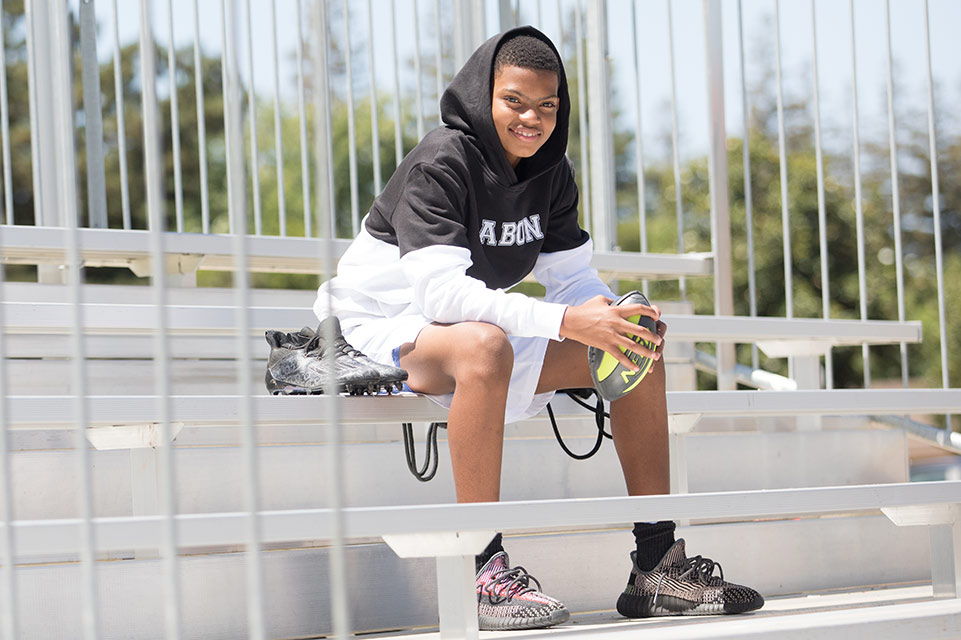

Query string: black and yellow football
588 290 658 402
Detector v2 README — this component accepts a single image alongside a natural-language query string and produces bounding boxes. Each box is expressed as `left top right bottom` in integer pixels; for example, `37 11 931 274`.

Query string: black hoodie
364 26 590 291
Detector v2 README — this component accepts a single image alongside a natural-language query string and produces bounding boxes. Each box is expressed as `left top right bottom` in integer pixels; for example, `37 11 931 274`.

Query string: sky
81 0 961 167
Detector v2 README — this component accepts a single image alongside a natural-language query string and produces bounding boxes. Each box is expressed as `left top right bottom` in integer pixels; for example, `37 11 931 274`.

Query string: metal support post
79 0 108 229
383 531 494 640
26 0 78 283
453 0 486 70
585 0 615 251
703 0 736 389
883 504 961 598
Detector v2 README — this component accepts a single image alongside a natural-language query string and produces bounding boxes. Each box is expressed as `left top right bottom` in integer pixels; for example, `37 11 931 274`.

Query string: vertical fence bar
229 0 266 630
737 0 758 371
630 0 648 274
413 0 425 142
666 0 686 298
140 1 182 637
0 0 13 225
192 0 210 234
810 0 832 388
0 0 17 611
585 0 614 251
922 0 952 433
0 238 16 640
57 0 100 626
391 0 403 168
773 0 792 320
112 0 132 230
434 0 443 127
883 0 907 388
79 0 108 229
245 0 263 235
573 0 590 233
222 0 233 233
166 0 184 232
367 0 382 194
271 0 287 236
848 0 870 387
555 0 563 63
296 0 312 237
342 0 359 236
55 0 96 629
24 0 42 227
313 1 351 633
703 0 736 390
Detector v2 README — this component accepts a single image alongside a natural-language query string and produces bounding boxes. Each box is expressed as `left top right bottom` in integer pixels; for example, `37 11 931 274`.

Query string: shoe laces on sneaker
651 553 725 609
677 555 725 585
481 564 543 604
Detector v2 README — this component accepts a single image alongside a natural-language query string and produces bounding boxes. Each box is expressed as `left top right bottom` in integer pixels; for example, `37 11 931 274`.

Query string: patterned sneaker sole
616 591 764 617
265 373 404 396
478 607 570 631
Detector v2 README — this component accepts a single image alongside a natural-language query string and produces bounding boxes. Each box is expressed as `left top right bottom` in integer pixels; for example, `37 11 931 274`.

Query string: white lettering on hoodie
479 214 545 247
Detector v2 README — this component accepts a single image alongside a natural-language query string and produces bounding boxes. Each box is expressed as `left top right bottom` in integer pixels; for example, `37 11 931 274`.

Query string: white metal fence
0 0 959 638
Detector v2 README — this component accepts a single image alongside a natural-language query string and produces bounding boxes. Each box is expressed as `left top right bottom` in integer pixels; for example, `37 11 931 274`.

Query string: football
588 290 659 402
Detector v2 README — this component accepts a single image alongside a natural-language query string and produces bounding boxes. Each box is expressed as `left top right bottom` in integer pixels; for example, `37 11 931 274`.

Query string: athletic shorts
341 312 558 425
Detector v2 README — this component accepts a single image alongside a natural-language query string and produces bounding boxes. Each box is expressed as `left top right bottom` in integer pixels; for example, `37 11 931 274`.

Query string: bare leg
536 338 670 496
397 322 514 503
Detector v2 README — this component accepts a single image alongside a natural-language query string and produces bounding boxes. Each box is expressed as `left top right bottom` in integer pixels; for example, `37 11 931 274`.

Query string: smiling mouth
510 127 541 141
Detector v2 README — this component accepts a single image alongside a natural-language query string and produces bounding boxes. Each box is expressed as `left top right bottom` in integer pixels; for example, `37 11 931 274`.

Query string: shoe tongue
317 316 343 338
661 539 688 568
477 551 510 581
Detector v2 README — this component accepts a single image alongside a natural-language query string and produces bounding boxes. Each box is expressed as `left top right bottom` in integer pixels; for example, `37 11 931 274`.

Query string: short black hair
493 34 560 77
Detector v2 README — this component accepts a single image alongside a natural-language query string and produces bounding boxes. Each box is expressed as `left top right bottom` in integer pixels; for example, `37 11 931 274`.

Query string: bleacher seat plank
5 389 960 428
6 480 959 555
0 225 713 279
1 301 921 346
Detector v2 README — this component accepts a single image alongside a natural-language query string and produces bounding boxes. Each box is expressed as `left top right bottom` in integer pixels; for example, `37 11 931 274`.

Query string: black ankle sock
475 533 504 573
632 521 676 571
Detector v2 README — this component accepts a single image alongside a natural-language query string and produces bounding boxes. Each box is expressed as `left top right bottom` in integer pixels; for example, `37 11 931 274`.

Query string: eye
541 101 557 110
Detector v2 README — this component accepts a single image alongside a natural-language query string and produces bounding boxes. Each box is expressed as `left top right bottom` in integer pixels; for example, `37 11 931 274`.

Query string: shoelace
482 565 542 604
651 555 724 610
297 332 359 361
333 336 366 359
678 555 725 585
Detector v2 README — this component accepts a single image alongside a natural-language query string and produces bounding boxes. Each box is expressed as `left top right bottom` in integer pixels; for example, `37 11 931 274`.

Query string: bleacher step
7 428 907 518
378 588 959 640
8 518 932 639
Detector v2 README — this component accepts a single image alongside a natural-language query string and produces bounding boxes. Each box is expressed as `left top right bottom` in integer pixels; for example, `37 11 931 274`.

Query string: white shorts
339 312 558 425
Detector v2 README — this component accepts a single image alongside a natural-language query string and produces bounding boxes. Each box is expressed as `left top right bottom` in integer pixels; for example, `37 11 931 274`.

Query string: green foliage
4 3 958 398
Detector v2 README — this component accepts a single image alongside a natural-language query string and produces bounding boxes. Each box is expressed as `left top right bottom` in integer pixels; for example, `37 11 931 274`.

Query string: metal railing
0 0 958 637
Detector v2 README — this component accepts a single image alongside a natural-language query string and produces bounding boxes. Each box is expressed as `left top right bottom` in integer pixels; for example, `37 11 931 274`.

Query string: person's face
491 65 559 168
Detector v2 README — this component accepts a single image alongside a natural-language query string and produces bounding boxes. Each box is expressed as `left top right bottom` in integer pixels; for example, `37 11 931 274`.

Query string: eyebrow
498 87 559 102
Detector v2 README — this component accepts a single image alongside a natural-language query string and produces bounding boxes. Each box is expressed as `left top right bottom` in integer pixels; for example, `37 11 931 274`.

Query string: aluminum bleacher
3 0 960 638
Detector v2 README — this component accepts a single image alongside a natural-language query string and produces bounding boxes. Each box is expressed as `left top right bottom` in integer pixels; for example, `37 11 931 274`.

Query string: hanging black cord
547 389 612 460
402 422 447 482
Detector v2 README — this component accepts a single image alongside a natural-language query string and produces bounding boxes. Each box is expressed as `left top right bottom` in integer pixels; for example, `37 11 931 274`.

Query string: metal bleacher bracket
882 503 961 598
382 531 496 640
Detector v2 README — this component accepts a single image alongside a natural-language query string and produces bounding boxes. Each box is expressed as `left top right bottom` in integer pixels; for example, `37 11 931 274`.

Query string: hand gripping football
588 290 658 402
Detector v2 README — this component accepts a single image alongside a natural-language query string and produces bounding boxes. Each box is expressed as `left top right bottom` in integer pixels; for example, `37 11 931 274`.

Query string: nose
518 107 540 126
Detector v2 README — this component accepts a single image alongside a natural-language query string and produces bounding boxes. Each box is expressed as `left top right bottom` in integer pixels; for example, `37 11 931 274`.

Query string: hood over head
440 26 570 182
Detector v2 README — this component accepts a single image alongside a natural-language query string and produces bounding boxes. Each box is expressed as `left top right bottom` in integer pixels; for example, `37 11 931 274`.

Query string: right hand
558 295 664 371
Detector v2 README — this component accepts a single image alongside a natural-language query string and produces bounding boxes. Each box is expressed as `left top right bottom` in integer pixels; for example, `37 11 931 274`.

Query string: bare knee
450 322 513 387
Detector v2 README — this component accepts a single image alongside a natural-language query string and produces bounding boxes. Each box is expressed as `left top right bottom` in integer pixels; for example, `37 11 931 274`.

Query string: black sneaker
616 539 764 617
475 551 570 630
265 319 383 395
314 317 409 393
